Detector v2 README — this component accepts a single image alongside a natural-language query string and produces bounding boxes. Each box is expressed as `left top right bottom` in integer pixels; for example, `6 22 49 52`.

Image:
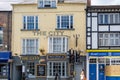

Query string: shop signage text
47 54 66 60
33 31 64 36
21 56 40 61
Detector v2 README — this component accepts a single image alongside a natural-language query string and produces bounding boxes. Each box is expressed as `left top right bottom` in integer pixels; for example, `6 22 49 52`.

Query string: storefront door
89 58 105 80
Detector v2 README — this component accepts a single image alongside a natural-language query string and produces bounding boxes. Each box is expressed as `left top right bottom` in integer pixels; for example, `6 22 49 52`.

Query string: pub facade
12 0 87 80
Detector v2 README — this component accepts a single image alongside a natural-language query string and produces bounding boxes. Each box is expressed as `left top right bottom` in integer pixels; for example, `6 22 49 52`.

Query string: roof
13 0 87 4
86 5 120 12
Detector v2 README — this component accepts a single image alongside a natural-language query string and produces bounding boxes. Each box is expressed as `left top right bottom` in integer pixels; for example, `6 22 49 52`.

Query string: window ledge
55 28 75 30
21 29 40 31
38 7 57 9
99 24 120 25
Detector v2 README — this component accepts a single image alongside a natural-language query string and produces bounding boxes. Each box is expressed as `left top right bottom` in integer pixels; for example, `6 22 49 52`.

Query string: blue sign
89 52 109 56
111 52 120 56
0 51 11 61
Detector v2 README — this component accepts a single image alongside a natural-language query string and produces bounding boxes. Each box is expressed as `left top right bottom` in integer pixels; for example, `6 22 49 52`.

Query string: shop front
20 55 42 80
46 53 69 80
0 51 12 80
87 50 120 80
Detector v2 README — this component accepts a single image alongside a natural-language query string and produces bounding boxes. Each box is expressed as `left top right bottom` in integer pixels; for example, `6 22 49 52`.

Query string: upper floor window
57 15 73 29
23 16 38 30
22 39 38 55
99 33 120 46
49 37 68 53
0 27 3 46
99 13 120 24
38 0 56 8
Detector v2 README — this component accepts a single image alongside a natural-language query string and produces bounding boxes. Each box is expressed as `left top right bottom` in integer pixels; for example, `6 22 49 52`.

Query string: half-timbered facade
86 6 120 80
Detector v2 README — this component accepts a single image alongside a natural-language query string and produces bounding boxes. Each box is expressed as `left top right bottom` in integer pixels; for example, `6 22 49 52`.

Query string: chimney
87 0 91 6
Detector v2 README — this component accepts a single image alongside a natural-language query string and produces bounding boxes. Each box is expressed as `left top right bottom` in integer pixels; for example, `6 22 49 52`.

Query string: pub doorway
16 66 22 80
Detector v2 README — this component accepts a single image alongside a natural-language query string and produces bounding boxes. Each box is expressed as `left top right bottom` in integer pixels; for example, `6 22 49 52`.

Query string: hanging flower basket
39 48 45 55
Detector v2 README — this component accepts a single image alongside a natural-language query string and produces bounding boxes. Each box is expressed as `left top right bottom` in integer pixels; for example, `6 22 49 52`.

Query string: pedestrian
54 72 61 80
80 69 85 80
55 73 58 80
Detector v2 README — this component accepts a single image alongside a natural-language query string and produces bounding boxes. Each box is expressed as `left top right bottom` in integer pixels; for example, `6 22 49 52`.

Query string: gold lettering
48 31 53 36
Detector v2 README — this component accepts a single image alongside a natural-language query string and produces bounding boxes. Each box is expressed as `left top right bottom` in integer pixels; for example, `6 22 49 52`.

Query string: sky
92 0 120 5
0 0 120 10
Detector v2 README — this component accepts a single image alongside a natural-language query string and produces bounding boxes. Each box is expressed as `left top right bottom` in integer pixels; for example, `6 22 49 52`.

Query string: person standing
80 69 85 80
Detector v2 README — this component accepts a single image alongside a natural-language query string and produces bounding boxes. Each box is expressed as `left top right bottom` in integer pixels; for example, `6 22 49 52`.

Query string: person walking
80 69 86 80
54 72 61 80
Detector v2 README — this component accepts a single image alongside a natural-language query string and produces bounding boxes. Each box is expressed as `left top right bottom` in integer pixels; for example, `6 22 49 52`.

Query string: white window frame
47 61 67 78
26 61 35 76
57 15 73 29
99 33 120 46
23 16 38 30
38 0 57 8
99 13 120 24
48 36 68 53
22 38 39 55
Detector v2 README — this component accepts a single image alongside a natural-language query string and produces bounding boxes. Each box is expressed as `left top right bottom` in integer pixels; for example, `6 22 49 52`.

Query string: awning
0 51 11 61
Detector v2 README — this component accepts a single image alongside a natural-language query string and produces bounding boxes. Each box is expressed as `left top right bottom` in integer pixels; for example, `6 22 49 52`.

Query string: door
89 64 97 80
98 64 105 80
89 58 97 80
16 66 22 80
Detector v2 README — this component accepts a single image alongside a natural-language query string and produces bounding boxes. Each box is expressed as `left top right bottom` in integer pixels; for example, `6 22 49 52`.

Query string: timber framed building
86 6 120 80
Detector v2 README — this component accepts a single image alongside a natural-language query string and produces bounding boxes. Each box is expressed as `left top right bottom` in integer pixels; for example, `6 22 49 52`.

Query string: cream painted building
12 0 87 80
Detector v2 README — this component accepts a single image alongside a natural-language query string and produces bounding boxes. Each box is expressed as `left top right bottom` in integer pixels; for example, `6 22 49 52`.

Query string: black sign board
21 55 40 61
36 64 46 77
47 54 66 60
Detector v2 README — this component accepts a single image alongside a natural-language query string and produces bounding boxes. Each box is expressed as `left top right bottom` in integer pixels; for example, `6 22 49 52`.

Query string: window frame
22 38 39 55
0 27 3 46
38 0 57 8
47 61 67 78
0 63 8 77
99 33 120 46
23 16 38 30
48 36 68 53
57 15 73 29
98 13 120 24
26 61 35 76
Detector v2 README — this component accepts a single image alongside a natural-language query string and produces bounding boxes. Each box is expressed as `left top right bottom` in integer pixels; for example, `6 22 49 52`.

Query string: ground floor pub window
47 61 67 77
0 64 8 77
26 61 35 77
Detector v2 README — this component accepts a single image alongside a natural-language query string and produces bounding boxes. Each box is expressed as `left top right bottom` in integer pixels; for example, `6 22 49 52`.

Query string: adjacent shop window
26 62 35 76
99 33 120 46
47 61 67 77
99 13 120 24
49 37 68 53
0 27 3 46
89 58 97 63
111 58 120 65
22 39 38 55
57 15 73 29
23 16 38 30
38 0 56 8
0 64 8 76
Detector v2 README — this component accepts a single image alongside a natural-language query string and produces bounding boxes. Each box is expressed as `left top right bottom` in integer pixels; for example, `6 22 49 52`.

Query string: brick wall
0 11 12 51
